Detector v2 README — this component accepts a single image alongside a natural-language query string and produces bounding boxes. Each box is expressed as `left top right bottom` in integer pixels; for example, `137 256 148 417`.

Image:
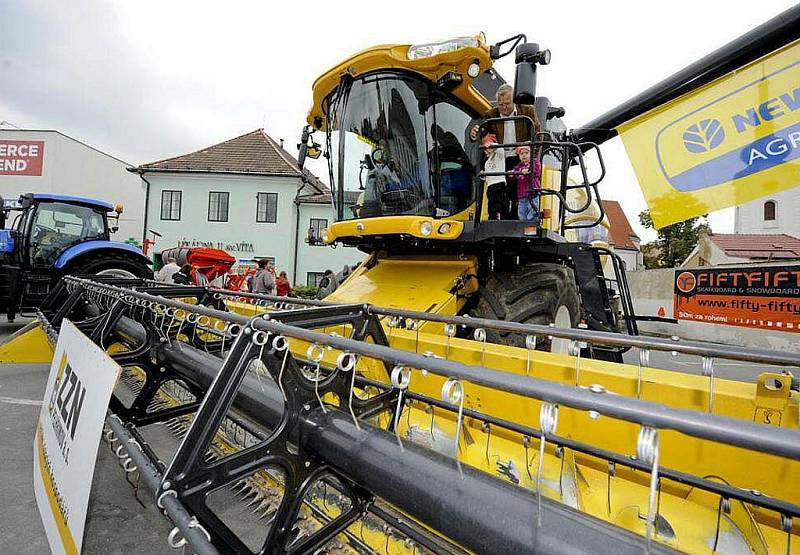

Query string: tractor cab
0 193 150 322
296 35 635 349
0 194 121 268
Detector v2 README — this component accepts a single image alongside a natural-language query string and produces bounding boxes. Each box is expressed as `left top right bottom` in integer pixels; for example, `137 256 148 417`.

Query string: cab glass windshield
327 73 476 221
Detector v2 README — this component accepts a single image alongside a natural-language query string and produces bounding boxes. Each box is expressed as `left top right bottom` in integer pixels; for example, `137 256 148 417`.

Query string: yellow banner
618 40 800 228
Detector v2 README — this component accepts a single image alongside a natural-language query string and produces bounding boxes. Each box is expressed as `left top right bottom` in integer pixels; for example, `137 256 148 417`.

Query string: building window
256 192 278 223
308 218 328 244
307 272 325 287
764 200 776 221
160 190 181 221
208 191 229 222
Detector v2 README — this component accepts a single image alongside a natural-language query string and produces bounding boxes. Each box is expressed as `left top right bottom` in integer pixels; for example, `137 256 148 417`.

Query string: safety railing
475 115 608 233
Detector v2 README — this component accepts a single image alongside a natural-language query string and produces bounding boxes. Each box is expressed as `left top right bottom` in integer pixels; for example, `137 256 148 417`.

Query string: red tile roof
707 233 800 259
601 200 640 250
137 128 328 193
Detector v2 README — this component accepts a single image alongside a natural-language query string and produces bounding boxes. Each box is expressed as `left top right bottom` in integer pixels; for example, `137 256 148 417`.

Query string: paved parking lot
0 317 172 555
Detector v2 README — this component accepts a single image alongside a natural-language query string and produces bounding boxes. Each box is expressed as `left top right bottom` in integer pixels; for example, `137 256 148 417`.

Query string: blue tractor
0 193 152 322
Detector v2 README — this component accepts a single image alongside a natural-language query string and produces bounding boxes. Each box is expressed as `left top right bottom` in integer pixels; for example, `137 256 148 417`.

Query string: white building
0 128 145 241
735 189 800 236
134 129 364 286
682 232 800 267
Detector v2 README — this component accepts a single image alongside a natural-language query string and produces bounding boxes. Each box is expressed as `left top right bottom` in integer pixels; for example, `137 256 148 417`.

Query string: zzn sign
34 319 120 554
47 355 87 465
618 40 800 228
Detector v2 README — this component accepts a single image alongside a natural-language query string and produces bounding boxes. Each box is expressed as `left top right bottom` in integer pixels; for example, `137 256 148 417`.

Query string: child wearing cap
511 145 541 222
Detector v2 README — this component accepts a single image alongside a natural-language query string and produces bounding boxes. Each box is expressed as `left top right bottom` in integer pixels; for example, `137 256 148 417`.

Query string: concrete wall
626 263 800 352
0 129 144 241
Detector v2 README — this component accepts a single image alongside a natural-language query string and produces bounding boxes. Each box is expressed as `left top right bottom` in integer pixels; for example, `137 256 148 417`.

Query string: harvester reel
28 276 800 555
162 324 373 554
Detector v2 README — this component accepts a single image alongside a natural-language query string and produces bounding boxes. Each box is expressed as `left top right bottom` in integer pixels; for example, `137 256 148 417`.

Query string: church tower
734 188 800 236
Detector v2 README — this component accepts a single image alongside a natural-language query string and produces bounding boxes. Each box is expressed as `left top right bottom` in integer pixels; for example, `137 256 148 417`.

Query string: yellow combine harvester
4 5 800 555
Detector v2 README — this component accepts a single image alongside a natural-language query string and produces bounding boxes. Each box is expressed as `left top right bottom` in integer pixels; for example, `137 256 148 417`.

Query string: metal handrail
475 116 607 231
63 278 800 462
125 279 800 369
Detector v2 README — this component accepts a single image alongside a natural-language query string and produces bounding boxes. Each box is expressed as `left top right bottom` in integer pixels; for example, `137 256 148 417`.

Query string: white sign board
33 319 121 554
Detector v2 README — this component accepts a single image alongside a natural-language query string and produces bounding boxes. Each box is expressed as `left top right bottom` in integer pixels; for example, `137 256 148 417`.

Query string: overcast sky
1 0 796 241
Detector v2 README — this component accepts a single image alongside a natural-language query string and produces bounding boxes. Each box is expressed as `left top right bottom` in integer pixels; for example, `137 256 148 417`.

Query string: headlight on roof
408 37 479 60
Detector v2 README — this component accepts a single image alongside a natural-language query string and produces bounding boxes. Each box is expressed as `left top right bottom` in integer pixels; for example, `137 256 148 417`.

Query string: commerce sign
674 266 800 331
33 319 121 554
0 140 45 175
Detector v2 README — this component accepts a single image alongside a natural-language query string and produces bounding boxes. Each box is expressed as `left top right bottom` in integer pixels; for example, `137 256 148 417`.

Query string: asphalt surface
0 316 173 555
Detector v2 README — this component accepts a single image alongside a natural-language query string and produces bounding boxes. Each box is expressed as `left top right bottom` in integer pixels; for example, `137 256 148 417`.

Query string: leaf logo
683 119 725 153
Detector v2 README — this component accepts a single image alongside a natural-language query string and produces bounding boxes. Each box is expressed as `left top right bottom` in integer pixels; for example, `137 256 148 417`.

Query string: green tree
638 210 710 268
124 237 143 249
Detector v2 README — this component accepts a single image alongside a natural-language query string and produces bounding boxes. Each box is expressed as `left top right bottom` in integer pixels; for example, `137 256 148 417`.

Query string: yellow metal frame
307 35 493 131
0 320 54 363
325 216 465 244
221 299 800 552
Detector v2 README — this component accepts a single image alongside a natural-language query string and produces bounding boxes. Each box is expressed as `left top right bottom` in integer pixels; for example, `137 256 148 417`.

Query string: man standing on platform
470 84 541 219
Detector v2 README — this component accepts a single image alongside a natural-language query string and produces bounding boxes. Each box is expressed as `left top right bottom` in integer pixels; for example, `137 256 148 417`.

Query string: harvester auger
21 275 799 553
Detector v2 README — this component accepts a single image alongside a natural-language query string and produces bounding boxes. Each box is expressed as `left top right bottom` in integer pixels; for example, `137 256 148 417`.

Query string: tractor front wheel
64 253 153 280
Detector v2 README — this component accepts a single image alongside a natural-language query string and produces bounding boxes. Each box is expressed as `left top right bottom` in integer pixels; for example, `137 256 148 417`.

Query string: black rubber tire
472 263 580 350
64 252 153 279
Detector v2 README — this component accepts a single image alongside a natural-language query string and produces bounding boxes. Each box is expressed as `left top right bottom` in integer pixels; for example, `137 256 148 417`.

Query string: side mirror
306 145 322 160
513 43 551 105
297 125 321 169
547 106 566 120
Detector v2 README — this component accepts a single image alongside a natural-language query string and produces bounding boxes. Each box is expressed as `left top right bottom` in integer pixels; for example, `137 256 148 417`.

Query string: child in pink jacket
511 145 541 222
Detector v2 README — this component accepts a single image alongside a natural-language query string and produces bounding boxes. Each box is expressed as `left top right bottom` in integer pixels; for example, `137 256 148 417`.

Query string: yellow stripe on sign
618 39 800 228
35 426 79 555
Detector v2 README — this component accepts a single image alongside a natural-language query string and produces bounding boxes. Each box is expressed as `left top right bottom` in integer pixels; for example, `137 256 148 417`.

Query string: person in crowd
157 257 180 283
316 269 338 299
172 263 193 285
276 271 291 297
510 145 542 223
470 84 541 219
253 259 276 295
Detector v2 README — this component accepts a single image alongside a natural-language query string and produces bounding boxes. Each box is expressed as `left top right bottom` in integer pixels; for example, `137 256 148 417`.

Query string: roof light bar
407 37 479 60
